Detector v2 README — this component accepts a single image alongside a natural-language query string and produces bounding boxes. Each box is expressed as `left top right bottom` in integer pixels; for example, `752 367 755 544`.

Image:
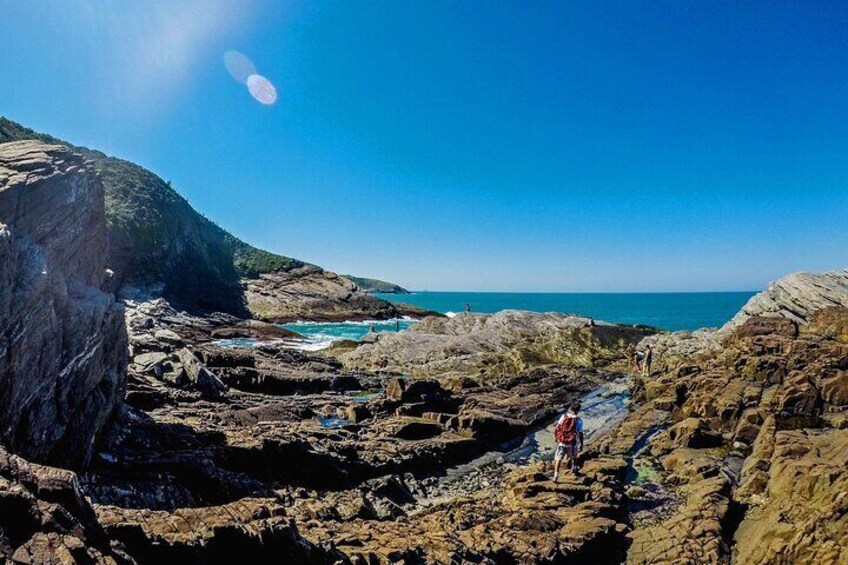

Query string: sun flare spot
224 50 277 105
246 74 277 105
223 50 256 84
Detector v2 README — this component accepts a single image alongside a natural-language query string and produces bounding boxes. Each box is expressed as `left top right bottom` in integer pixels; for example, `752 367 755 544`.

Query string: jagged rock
734 429 848 565
627 477 731 564
0 141 127 469
243 266 425 323
385 378 447 403
96 499 343 564
0 447 130 563
722 269 848 331
341 310 652 378
345 404 372 424
174 349 226 399
384 418 443 440
653 418 723 453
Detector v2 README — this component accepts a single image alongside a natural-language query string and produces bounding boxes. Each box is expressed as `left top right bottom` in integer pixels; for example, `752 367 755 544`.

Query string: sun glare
224 50 277 105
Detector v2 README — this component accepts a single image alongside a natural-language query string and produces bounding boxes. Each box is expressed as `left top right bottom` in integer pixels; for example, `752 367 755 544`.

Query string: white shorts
555 442 579 460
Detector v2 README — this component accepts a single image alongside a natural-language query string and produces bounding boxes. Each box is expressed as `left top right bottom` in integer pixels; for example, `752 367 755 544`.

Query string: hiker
553 401 584 481
643 344 653 376
632 348 644 374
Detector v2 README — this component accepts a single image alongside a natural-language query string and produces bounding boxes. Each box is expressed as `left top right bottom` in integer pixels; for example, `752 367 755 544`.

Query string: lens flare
223 50 256 84
247 74 278 105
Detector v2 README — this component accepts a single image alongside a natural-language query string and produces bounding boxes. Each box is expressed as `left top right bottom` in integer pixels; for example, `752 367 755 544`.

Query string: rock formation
337 310 654 377
0 447 132 563
723 268 848 330
243 266 426 322
609 293 848 563
0 141 127 470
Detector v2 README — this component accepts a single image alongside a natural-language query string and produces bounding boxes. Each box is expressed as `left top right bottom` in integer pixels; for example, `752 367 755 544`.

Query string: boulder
346 404 372 424
654 418 723 453
386 378 448 403
385 418 444 440
175 348 227 398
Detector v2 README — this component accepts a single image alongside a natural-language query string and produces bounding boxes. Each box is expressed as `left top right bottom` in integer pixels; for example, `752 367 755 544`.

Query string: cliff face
0 117 408 322
0 141 127 469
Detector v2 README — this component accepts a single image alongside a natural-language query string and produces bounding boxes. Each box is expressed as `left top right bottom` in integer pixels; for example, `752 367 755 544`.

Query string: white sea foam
280 318 418 352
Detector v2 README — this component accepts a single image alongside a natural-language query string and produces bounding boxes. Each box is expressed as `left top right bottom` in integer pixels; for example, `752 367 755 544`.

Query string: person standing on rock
630 346 642 374
643 344 653 377
553 401 584 481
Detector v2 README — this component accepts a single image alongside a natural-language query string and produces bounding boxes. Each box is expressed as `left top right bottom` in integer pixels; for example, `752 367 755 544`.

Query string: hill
0 117 409 320
343 275 410 294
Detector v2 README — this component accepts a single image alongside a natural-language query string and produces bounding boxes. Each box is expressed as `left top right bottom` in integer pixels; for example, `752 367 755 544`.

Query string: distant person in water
465 303 471 313
643 344 653 376
396 320 400 332
553 401 584 480
369 325 376 333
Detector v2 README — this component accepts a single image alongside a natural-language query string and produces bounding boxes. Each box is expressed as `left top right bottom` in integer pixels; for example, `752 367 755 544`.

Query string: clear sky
2 1 847 291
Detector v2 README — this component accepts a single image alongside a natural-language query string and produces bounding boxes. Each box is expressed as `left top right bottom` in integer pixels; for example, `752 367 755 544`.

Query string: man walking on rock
553 401 584 481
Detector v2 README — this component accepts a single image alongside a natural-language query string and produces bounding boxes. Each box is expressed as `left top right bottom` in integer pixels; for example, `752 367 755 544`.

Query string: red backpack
555 415 578 444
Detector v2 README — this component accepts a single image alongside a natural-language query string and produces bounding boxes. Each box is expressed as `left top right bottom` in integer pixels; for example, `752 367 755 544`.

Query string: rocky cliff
606 270 848 564
0 141 127 469
0 117 413 322
722 268 848 330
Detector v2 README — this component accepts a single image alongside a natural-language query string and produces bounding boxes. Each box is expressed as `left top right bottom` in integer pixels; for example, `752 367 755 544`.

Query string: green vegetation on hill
343 275 410 294
0 117 305 314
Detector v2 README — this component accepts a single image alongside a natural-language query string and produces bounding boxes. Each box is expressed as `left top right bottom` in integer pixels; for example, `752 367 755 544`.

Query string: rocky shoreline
1 137 847 563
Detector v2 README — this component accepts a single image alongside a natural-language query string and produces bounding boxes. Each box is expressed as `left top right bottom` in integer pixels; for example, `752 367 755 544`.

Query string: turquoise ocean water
276 291 755 350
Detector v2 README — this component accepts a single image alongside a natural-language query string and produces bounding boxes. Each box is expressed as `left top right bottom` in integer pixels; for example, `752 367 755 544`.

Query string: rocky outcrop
96 500 342 564
0 445 131 563
610 302 848 563
338 310 654 378
723 269 848 331
243 267 422 322
0 141 127 469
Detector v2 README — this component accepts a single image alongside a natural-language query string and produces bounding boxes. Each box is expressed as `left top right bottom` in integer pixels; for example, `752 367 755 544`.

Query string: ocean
276 291 755 351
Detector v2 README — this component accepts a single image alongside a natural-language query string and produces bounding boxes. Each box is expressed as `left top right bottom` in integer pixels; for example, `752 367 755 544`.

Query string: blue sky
2 0 847 291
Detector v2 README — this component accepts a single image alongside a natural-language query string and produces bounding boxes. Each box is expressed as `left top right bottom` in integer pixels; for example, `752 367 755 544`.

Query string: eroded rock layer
0 141 127 469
